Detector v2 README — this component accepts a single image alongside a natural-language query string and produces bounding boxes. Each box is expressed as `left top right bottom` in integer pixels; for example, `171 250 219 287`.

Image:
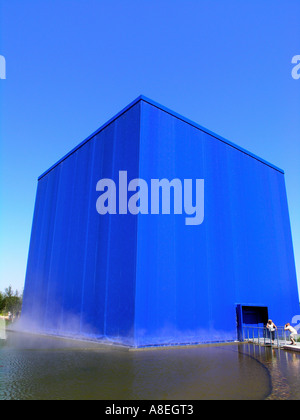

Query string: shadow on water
1 331 300 400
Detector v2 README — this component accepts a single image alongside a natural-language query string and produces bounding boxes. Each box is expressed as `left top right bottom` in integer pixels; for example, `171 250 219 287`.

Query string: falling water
0 318 7 341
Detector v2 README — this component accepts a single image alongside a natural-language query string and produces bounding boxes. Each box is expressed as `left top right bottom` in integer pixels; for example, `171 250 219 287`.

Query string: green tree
0 291 5 313
1 286 23 315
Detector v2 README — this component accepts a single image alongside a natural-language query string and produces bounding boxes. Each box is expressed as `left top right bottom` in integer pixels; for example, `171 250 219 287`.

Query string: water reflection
236 342 300 400
1 332 300 400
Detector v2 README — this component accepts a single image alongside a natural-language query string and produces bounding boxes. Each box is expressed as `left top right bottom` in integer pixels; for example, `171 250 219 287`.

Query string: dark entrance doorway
236 305 269 341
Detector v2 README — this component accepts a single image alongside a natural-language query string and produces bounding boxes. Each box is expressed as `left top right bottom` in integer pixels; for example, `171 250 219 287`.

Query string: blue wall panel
22 103 141 345
134 100 299 346
21 97 299 347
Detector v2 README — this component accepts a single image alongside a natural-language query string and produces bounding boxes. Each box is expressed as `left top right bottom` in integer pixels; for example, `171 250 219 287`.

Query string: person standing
266 320 277 344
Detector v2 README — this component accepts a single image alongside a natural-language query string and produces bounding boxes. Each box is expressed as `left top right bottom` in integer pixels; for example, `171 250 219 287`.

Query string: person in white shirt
284 323 298 345
266 319 277 344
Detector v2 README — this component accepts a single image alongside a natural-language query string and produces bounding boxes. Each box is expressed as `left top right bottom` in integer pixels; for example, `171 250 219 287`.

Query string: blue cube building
21 96 299 347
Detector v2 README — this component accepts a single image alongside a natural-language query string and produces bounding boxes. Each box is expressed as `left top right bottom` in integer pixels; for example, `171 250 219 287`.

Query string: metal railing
242 326 298 347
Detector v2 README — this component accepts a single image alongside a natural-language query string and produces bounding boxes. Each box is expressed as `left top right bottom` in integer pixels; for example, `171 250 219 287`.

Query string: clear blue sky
0 0 299 294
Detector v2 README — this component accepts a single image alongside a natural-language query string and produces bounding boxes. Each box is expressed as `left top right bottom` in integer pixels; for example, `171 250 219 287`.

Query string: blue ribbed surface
21 98 299 347
22 103 141 346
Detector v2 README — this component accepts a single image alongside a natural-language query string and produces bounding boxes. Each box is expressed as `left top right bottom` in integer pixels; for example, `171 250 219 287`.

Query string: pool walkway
245 337 300 352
